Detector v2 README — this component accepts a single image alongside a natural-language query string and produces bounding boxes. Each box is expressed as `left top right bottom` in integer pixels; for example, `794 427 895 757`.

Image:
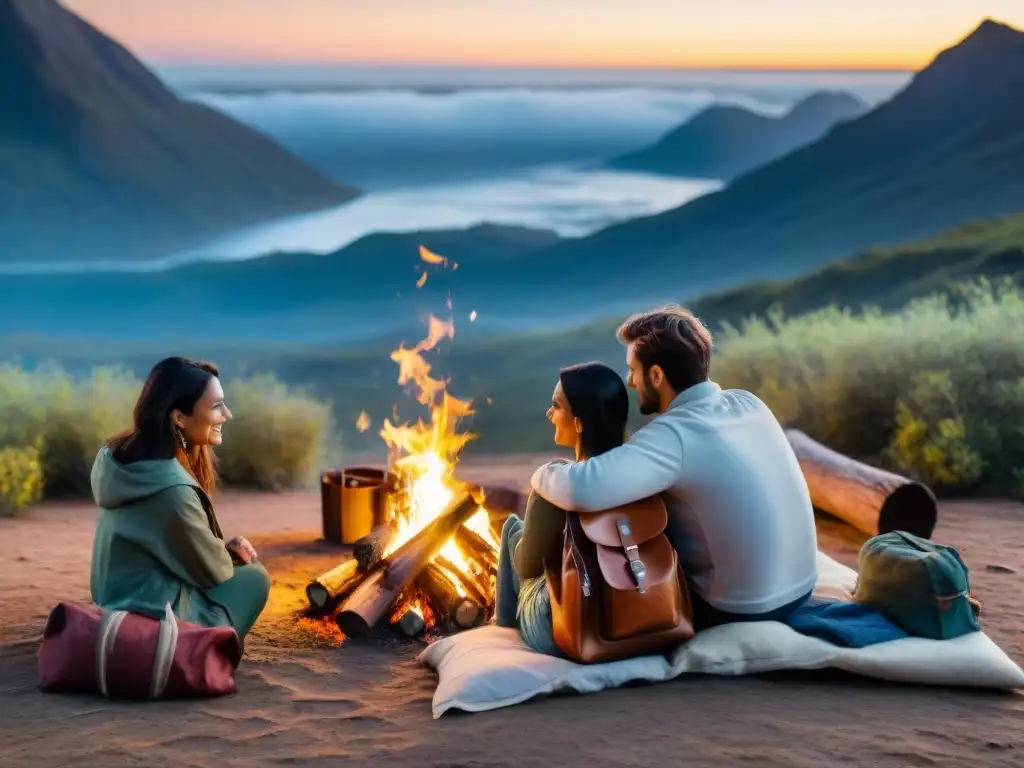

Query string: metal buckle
629 559 647 593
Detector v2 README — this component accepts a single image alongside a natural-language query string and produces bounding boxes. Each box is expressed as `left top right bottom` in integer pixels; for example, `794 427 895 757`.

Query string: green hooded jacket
90 446 235 628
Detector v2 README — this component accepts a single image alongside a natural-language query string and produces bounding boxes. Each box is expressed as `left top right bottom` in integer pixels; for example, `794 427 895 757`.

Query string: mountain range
0 12 1021 346
0 224 561 341
0 0 358 264
499 19 1024 301
608 91 868 180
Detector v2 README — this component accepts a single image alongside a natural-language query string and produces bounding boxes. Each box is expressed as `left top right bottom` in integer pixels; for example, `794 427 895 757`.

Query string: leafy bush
0 443 44 516
712 279 1024 497
0 364 335 501
216 373 338 491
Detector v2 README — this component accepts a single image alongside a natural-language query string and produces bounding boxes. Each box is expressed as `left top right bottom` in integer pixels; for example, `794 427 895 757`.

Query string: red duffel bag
37 601 242 699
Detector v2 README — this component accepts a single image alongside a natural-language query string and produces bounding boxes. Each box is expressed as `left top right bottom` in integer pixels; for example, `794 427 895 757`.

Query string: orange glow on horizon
63 1 1024 73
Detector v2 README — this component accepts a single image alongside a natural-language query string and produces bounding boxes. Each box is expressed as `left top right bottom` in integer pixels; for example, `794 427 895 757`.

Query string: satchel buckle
629 559 647 594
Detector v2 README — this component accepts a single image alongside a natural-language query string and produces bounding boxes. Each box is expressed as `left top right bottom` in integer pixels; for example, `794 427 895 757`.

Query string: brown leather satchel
544 495 695 663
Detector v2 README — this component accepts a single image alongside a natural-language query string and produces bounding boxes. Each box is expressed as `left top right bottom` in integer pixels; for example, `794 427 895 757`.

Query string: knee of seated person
241 562 272 599
500 514 521 539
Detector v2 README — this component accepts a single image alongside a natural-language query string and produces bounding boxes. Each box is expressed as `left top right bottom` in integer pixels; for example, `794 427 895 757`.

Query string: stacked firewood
305 485 520 638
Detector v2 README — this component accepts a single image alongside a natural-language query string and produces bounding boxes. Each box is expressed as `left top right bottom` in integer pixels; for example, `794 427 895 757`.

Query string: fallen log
453 524 498 576
353 522 396 571
417 562 484 629
335 488 481 637
785 429 938 538
306 558 362 611
454 600 484 629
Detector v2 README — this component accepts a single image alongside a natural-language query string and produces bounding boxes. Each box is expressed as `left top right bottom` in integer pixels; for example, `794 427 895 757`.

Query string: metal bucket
321 467 394 545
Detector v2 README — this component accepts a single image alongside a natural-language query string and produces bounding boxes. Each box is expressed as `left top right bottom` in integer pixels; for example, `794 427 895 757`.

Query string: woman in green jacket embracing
90 357 271 646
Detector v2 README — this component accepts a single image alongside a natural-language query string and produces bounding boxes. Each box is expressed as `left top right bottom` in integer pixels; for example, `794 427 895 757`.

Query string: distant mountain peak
608 88 867 180
922 16 1024 75
787 90 867 121
969 17 1022 41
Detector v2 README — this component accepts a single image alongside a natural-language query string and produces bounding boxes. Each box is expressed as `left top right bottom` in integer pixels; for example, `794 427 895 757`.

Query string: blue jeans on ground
690 586 813 632
494 516 562 656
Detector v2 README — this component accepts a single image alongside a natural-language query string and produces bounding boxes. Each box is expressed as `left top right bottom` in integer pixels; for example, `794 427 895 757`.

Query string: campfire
305 249 505 641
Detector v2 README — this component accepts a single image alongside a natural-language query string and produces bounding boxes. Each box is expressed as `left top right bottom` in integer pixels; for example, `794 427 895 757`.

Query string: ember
304 247 507 640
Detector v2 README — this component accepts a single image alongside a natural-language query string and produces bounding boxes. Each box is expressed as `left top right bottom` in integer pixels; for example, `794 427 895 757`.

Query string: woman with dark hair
90 357 271 645
494 361 629 655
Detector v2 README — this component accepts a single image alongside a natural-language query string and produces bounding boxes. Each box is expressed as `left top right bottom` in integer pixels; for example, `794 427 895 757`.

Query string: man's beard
637 371 661 415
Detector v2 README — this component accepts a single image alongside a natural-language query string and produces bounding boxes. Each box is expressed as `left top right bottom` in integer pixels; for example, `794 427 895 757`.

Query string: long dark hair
559 362 629 458
108 357 220 495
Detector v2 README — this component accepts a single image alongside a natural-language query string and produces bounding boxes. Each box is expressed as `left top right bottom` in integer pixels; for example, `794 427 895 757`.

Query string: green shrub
0 364 139 498
0 443 45 516
0 364 335 501
712 279 1024 497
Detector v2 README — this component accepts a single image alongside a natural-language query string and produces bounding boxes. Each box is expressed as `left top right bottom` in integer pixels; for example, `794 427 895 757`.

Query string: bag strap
150 603 180 699
94 609 128 698
566 514 592 598
616 517 648 594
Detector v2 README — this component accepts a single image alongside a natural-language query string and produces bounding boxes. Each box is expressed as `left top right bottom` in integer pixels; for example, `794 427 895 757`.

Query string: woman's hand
226 536 258 565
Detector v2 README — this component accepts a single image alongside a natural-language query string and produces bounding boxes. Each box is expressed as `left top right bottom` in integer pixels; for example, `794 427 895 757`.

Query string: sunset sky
63 1 1023 70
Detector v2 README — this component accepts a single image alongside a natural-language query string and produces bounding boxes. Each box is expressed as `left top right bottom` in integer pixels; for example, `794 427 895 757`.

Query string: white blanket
419 551 1024 717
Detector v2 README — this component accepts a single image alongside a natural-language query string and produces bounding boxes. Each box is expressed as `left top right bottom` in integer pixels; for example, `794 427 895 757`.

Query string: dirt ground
1 453 1022 768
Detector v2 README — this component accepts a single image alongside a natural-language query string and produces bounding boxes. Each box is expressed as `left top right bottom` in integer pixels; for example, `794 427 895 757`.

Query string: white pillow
419 551 1024 717
420 625 670 717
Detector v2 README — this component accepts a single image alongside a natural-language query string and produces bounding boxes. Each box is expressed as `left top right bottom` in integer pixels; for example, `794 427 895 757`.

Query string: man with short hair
531 304 818 629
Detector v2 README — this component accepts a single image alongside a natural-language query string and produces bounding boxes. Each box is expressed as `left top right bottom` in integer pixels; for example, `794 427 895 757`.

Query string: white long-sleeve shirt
530 380 818 614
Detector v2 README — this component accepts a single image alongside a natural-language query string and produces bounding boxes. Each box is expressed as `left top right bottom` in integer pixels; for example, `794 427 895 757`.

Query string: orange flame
377 250 499 610
355 410 371 433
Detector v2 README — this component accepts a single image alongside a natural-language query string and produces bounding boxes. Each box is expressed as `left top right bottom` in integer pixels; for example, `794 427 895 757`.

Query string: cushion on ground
419 551 1024 717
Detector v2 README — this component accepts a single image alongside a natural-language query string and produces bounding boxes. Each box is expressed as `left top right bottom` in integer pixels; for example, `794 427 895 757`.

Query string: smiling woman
90 357 271 647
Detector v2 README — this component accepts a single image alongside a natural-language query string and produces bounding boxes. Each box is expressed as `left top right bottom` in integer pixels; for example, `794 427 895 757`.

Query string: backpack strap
616 518 648 594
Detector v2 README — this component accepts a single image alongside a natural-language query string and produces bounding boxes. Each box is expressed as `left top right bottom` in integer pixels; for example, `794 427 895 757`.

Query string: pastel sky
64 0 1024 70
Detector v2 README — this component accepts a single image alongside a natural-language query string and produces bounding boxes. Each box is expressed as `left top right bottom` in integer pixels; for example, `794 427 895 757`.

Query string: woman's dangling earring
574 418 583 457
176 426 188 453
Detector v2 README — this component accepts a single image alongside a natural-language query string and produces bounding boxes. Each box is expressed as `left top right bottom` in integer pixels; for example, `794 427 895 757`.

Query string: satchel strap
616 517 648 594
567 514 592 597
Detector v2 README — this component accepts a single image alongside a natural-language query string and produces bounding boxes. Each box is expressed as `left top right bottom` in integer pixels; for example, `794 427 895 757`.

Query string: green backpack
853 531 981 640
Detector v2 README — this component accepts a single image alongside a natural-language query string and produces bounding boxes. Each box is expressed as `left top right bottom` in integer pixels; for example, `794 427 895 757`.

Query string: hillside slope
0 224 561 340
688 213 1024 327
0 0 358 264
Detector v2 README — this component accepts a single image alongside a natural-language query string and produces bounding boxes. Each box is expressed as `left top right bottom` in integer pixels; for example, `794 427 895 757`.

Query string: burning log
417 562 484 630
785 429 938 538
435 554 489 607
306 558 362 611
453 525 498 576
353 522 396 571
335 489 482 637
394 607 426 637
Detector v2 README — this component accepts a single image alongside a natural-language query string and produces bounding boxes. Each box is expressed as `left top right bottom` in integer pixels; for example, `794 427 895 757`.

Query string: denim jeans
494 516 562 656
690 586 813 632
